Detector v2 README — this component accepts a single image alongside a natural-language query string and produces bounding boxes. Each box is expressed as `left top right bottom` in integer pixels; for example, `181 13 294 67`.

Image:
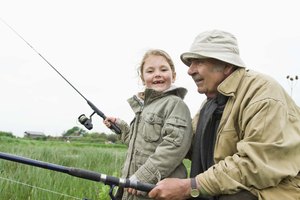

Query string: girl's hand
103 116 116 128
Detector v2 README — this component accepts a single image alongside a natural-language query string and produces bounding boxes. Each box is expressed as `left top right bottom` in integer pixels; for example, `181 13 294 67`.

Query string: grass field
0 136 191 200
0 137 127 200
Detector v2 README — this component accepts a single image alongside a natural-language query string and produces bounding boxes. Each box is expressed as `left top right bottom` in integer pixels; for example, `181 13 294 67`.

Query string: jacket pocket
215 129 239 160
142 113 163 142
162 117 187 147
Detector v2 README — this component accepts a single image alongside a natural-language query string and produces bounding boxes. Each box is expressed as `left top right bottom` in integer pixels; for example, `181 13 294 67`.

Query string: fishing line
0 176 82 200
0 17 88 101
0 17 121 133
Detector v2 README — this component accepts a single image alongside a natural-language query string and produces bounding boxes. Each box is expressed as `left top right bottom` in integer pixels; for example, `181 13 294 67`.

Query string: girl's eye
161 67 169 72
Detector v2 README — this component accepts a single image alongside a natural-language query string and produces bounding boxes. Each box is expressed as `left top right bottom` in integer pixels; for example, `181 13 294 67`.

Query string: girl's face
141 55 176 92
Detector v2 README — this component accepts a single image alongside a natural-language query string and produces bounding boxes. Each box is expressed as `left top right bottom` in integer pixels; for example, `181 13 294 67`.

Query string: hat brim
180 52 246 68
180 52 208 66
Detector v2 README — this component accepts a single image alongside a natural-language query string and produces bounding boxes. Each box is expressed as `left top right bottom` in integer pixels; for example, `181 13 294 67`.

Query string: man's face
187 59 227 98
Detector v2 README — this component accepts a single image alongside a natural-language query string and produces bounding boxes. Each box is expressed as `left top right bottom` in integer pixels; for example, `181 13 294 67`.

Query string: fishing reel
78 113 94 130
78 100 121 134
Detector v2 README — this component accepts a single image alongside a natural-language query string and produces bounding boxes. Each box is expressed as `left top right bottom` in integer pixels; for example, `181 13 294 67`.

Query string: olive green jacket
194 68 300 200
116 86 193 200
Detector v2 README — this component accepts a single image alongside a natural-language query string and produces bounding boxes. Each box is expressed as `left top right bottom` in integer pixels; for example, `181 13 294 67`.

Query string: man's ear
224 64 236 76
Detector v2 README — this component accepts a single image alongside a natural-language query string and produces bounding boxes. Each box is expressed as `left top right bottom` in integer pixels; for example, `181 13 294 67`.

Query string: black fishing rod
0 152 155 200
0 18 121 134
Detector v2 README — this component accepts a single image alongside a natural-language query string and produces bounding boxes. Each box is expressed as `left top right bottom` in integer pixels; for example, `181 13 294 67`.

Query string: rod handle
86 100 121 134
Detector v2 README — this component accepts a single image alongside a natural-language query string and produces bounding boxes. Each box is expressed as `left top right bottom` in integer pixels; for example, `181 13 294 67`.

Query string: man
148 30 300 200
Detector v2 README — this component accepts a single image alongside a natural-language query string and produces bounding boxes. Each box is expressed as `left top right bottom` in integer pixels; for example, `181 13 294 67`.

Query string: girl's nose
154 71 161 77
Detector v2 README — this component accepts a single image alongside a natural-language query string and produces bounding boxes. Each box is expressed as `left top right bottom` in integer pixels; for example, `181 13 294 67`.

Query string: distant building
24 131 46 138
63 135 83 142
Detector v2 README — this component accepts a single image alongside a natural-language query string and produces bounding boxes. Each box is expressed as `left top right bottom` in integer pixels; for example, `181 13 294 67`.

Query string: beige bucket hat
181 30 245 68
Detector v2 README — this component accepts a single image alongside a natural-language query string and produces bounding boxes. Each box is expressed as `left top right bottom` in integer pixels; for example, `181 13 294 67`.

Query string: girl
104 49 192 200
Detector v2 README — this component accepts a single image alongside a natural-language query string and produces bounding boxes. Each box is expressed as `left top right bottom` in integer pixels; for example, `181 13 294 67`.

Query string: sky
0 0 299 137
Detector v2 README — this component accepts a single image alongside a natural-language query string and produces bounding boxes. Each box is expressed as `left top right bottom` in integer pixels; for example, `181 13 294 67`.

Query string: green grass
0 137 191 199
0 137 127 200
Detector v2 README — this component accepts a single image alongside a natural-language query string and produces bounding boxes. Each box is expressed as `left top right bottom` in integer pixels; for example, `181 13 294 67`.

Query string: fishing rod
0 152 155 200
0 18 121 134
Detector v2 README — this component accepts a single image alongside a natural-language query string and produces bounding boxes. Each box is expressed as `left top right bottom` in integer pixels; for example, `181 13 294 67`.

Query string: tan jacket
117 87 193 200
194 68 300 200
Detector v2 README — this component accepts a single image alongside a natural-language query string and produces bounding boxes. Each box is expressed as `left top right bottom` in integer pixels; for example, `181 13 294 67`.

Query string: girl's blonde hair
138 49 175 81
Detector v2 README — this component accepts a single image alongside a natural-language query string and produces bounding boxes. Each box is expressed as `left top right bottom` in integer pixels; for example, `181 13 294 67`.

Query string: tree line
0 126 120 144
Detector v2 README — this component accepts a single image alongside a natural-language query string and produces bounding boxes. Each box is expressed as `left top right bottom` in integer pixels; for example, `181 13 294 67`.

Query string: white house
24 131 46 138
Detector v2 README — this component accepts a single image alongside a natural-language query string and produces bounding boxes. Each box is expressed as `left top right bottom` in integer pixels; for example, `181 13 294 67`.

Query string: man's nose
188 63 197 75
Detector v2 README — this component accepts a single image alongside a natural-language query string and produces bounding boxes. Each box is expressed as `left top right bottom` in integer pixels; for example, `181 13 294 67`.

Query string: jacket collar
144 86 187 102
218 68 246 97
127 86 187 114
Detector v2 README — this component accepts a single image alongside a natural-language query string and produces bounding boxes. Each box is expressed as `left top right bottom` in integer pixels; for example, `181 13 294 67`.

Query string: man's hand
148 178 191 200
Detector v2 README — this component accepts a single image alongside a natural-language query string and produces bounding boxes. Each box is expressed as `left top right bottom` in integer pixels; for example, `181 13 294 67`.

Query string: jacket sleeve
115 118 131 145
196 98 300 195
134 100 193 184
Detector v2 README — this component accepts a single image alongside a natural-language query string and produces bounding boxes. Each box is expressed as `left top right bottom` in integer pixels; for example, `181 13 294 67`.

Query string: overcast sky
1 0 299 137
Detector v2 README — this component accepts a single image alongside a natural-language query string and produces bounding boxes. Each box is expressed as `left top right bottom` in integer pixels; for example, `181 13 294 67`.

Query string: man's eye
195 60 205 64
